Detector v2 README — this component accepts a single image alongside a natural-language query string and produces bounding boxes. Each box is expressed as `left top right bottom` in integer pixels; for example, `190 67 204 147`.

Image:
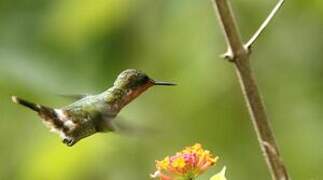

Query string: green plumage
12 69 175 146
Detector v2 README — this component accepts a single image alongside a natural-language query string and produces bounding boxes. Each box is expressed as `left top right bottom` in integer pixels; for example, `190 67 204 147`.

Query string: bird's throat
106 84 153 111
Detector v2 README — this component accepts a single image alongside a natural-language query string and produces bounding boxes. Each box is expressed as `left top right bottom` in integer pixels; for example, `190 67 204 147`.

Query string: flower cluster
151 143 218 180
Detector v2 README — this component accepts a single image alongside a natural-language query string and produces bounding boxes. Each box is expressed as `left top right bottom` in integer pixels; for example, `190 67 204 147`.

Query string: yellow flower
171 157 186 168
151 143 218 180
157 157 170 170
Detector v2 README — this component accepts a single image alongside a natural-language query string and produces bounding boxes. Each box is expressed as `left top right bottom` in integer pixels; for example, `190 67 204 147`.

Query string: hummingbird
12 69 175 146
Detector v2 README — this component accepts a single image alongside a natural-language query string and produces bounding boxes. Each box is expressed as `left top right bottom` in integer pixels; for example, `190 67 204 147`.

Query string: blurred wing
102 114 158 137
59 94 90 100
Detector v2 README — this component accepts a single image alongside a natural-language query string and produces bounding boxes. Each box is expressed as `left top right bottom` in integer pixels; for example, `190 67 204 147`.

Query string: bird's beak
152 80 176 86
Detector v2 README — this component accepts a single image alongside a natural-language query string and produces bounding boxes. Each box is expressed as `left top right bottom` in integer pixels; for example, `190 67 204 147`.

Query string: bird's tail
11 96 45 112
11 95 63 128
11 96 57 120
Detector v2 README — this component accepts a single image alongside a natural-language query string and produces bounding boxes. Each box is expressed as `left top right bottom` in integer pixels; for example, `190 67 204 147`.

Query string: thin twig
212 0 289 179
245 0 285 50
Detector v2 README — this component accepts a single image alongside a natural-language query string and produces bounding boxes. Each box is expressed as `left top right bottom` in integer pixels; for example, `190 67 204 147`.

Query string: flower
151 143 218 180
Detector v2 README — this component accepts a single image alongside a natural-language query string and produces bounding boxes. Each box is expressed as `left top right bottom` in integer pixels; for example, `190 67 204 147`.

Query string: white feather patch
43 109 77 140
55 109 76 129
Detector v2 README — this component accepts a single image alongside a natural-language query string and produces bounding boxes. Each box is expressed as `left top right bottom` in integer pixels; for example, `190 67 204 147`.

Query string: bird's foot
62 137 76 146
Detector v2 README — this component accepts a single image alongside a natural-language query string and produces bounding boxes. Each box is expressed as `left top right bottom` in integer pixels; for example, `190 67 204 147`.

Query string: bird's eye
142 75 149 83
136 75 150 86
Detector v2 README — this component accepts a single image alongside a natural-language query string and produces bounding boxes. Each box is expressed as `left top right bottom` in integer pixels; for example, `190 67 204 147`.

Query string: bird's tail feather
11 96 44 112
11 96 55 116
12 96 63 127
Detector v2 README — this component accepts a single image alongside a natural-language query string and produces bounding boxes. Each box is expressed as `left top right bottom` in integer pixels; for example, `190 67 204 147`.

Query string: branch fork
220 0 285 62
212 0 289 179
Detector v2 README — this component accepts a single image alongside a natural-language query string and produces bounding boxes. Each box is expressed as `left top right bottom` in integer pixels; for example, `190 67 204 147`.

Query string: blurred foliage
1 0 323 179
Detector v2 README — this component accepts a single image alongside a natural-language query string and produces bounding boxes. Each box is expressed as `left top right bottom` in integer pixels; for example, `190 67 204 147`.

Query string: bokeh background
1 0 323 179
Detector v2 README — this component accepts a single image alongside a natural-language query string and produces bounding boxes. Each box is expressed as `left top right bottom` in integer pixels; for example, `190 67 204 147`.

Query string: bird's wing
59 94 90 101
102 114 158 137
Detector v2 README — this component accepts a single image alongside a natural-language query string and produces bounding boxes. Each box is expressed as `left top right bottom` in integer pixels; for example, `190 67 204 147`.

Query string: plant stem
211 0 289 179
245 0 285 49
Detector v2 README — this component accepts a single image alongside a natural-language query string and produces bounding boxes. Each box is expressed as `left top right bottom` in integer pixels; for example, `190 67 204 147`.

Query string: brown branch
211 0 289 180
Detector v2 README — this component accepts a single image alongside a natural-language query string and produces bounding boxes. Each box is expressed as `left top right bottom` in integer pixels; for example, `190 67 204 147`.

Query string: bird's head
114 69 175 89
113 69 175 102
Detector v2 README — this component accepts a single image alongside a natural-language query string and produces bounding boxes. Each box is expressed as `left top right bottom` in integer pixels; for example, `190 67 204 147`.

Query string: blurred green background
1 0 323 179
